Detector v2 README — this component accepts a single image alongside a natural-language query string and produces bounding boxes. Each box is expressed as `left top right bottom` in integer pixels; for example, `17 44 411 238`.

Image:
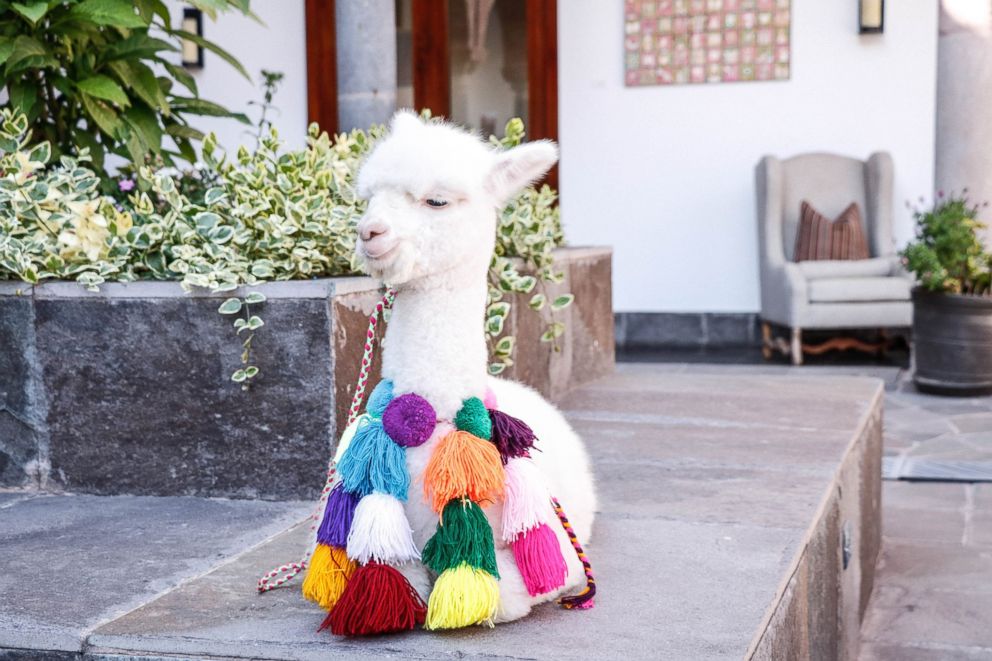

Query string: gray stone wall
0 248 614 499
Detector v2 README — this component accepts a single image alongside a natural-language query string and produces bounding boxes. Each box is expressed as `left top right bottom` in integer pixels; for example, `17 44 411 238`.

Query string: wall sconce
181 7 203 68
859 0 884 34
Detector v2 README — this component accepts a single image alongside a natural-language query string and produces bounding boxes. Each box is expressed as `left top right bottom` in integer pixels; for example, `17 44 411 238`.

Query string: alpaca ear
390 110 422 135
485 140 559 204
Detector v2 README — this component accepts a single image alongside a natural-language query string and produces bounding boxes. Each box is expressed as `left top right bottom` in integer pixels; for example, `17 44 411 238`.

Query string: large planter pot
0 247 614 498
912 287 992 396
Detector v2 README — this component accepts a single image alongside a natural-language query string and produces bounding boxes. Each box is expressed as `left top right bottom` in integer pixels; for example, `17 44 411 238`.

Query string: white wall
162 1 309 153
559 2 939 313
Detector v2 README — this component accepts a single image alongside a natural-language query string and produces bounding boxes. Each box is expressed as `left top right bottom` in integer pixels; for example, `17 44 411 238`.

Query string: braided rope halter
257 288 396 593
256 286 596 610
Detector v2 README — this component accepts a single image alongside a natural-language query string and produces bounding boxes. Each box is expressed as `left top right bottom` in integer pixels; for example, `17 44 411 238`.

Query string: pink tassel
511 523 568 597
501 458 553 542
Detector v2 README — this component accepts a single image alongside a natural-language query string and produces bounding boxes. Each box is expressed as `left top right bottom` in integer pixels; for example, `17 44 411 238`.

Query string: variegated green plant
0 108 570 377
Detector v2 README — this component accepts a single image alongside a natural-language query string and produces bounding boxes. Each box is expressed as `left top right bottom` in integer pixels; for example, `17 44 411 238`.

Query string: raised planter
912 287 992 396
0 247 614 499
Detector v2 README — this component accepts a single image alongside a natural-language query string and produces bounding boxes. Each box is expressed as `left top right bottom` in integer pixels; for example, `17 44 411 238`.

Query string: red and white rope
257 288 397 594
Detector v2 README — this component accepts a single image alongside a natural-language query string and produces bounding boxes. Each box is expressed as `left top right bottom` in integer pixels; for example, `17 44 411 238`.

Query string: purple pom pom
489 409 537 464
382 394 437 447
316 483 361 547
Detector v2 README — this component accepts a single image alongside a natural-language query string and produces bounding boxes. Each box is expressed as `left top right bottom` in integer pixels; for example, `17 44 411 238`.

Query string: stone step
0 366 883 660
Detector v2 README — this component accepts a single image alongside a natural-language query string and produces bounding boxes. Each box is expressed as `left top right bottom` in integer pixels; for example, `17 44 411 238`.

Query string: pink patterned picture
624 0 791 87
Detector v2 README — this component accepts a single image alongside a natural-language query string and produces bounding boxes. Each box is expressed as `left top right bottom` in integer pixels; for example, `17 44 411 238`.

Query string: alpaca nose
360 219 390 242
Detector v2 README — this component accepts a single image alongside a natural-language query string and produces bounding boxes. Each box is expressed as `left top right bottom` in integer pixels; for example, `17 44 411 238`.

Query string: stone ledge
0 366 883 660
0 247 614 499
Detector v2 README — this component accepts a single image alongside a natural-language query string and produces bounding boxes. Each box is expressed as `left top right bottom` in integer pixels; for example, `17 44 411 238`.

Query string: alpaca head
355 111 558 287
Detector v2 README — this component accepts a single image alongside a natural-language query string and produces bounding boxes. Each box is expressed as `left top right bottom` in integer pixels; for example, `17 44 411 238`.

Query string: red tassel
320 562 427 636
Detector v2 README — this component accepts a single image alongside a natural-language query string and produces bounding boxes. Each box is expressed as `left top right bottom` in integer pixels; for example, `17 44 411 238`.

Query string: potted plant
901 192 992 395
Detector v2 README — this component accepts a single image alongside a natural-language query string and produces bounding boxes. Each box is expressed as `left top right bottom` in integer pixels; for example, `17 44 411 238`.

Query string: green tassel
454 397 492 440
422 498 499 578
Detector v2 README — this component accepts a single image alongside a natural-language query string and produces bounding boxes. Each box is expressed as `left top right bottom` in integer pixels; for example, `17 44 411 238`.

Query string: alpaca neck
381 266 489 419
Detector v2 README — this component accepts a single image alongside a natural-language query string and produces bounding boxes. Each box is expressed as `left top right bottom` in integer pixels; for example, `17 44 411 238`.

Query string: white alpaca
353 111 597 623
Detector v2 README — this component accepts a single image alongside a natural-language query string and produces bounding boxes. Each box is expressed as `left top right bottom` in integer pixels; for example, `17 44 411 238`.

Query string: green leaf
71 0 149 28
528 293 546 310
77 76 130 107
7 80 40 120
217 297 242 314
231 369 247 383
551 294 574 310
5 36 47 69
164 122 205 141
203 187 226 205
246 315 264 330
244 291 266 304
27 141 50 165
162 61 198 95
244 365 259 378
170 96 249 123
80 94 123 138
123 104 163 153
488 363 507 375
106 33 176 60
127 62 169 114
170 28 251 80
494 336 515 355
195 211 220 233
0 38 15 66
11 2 49 25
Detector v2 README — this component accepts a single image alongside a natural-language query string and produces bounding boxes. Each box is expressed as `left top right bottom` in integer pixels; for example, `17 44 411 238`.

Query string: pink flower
118 178 135 192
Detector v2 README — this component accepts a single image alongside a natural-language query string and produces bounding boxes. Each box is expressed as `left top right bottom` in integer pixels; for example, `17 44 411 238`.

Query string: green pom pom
455 397 492 440
422 498 499 578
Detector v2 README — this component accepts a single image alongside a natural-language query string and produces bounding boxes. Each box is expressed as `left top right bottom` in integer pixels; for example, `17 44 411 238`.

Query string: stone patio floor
638 360 992 660
1 360 988 659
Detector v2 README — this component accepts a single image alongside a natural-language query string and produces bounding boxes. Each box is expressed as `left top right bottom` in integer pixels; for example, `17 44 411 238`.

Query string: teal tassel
337 419 410 500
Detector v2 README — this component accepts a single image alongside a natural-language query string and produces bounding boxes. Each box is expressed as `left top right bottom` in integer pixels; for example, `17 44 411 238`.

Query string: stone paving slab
0 494 310 653
74 368 881 660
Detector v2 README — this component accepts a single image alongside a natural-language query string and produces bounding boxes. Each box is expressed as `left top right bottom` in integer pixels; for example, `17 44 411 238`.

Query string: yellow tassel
302 544 356 611
425 563 500 630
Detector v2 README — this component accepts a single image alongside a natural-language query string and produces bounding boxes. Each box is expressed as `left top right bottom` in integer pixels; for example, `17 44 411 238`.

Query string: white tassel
501 457 555 543
346 492 421 564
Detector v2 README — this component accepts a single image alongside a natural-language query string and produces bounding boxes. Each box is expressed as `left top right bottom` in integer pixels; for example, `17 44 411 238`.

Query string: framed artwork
624 0 791 87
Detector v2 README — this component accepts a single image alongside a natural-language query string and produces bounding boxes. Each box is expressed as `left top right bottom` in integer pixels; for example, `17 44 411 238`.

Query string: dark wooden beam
412 0 450 117
526 0 558 189
305 0 338 134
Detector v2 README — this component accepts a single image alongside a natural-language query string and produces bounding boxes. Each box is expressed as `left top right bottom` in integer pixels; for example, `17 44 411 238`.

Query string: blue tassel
337 419 410 500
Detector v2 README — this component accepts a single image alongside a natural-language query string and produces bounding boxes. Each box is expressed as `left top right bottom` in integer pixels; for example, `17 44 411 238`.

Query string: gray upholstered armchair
755 152 912 364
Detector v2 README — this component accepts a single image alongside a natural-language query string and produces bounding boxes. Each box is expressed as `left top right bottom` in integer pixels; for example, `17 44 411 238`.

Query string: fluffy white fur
354 111 596 623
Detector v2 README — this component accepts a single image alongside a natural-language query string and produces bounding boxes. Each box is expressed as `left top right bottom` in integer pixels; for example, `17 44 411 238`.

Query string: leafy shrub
0 109 569 372
0 0 252 178
901 193 992 296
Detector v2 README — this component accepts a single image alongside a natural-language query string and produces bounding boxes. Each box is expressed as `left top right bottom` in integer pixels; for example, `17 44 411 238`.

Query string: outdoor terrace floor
0 364 885 660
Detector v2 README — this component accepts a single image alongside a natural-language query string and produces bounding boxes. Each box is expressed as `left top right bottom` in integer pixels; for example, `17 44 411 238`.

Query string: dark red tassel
319 562 427 636
488 410 537 464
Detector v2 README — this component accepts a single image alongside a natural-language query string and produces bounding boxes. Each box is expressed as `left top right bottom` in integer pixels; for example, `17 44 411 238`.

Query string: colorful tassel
423 430 504 513
366 379 394 417
346 492 421 565
501 458 554 542
425 563 500 630
321 562 427 636
422 498 499 577
317 483 361 548
510 523 568 597
489 409 537 464
382 393 436 447
454 397 493 440
333 414 367 464
483 386 498 410
302 544 356 611
337 419 410 499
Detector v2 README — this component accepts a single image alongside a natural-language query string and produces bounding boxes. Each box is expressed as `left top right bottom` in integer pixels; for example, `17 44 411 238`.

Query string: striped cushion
793 201 870 261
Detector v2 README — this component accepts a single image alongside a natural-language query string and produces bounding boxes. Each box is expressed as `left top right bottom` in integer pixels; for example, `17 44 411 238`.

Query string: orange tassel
423 431 505 513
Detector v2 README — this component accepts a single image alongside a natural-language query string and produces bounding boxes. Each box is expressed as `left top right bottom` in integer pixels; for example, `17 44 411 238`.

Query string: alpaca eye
425 198 448 208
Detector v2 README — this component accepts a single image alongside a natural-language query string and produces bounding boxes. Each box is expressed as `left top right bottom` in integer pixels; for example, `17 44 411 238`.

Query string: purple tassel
488 410 537 464
317 484 361 547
